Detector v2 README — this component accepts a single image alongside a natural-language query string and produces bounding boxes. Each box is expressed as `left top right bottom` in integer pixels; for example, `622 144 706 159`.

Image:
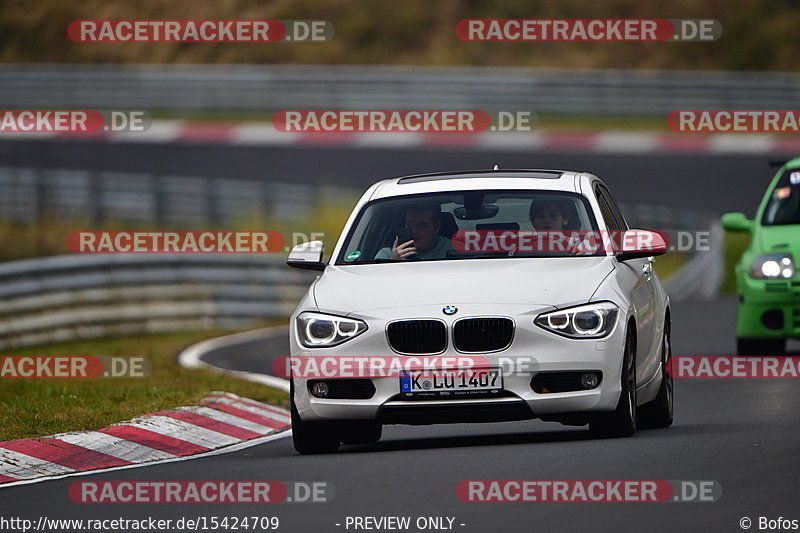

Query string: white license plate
400 368 502 394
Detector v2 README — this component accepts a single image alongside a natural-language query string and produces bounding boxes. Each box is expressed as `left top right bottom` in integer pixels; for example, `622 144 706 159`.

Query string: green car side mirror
721 212 753 232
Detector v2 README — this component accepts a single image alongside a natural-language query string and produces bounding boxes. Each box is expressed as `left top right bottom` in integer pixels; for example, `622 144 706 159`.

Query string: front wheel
638 321 673 429
290 384 340 454
590 327 636 438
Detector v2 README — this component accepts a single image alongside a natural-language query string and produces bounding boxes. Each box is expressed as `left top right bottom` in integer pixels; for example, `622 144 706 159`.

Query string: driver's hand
391 236 417 260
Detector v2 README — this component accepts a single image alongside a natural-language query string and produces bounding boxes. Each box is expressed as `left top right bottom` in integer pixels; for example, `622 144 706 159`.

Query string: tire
290 383 340 454
590 327 637 438
339 421 382 445
737 337 786 356
637 320 674 429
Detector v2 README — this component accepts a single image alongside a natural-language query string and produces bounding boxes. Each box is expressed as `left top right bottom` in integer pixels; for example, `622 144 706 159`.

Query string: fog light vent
308 379 376 399
762 309 784 330
531 371 602 393
310 381 329 398
580 373 600 389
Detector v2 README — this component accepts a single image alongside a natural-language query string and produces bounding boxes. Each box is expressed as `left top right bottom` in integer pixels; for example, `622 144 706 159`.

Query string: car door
595 184 657 387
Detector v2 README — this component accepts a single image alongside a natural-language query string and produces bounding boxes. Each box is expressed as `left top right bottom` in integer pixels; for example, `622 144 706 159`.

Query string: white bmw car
286 169 673 454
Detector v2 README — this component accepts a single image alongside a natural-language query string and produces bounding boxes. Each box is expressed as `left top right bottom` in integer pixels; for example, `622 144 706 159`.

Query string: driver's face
532 203 567 231
405 209 440 252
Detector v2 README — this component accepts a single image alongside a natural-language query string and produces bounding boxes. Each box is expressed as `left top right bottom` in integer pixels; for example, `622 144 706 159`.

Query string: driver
530 199 571 230
374 203 453 260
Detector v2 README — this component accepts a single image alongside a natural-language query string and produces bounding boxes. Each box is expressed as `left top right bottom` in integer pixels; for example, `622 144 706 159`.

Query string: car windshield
762 169 800 226
335 190 601 265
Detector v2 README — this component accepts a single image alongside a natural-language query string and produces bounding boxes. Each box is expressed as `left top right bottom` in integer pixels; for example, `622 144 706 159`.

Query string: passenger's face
532 203 567 230
405 209 440 252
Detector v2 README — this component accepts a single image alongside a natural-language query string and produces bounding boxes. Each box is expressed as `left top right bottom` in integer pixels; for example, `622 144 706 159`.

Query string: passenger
530 199 571 230
528 198 590 255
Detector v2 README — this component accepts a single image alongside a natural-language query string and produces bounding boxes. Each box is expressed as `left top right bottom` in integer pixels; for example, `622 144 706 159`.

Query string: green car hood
752 224 800 257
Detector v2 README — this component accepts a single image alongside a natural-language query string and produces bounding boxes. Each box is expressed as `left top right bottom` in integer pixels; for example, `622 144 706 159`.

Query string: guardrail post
207 177 219 226
89 171 103 223
153 174 165 226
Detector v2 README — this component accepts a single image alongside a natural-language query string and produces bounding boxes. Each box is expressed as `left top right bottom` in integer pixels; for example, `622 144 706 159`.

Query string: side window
598 185 629 230
594 186 620 231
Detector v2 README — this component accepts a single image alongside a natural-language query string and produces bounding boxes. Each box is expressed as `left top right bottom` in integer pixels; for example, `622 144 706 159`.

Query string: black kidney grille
387 320 447 354
453 318 514 352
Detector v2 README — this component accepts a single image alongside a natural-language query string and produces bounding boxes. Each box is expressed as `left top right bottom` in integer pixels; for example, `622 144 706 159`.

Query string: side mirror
721 212 753 232
616 230 668 262
287 241 326 271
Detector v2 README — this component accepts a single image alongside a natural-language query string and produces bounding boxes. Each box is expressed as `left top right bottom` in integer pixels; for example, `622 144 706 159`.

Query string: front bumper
291 306 627 424
736 274 800 338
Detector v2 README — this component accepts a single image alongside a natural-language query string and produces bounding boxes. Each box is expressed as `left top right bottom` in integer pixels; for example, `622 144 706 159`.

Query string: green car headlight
750 253 795 280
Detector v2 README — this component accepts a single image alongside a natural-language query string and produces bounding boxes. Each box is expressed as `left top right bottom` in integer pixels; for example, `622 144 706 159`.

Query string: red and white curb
0 392 290 488
4 120 800 154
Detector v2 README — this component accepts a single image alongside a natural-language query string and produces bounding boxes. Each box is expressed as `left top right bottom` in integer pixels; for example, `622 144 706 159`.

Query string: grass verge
721 231 751 293
0 195 358 263
0 328 289 442
653 251 687 281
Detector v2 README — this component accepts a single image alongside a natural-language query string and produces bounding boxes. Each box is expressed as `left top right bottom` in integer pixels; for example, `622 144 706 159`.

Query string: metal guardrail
622 204 725 301
661 221 725 301
0 254 315 349
0 165 723 231
0 166 348 225
1 64 799 115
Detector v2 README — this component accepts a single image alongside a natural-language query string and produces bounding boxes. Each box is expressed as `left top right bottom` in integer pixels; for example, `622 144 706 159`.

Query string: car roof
369 169 583 200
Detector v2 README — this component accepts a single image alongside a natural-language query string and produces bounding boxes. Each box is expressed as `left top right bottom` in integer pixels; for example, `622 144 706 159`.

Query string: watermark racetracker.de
456 19 721 42
0 110 150 133
67 20 333 42
273 110 538 133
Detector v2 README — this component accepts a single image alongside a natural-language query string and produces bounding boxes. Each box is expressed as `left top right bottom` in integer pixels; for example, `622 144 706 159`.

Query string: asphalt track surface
2 141 800 532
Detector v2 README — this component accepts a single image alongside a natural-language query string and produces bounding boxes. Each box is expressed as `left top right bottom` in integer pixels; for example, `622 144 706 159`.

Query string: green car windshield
762 169 800 226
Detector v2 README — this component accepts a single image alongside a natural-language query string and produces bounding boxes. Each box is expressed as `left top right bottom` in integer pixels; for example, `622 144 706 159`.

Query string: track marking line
178 325 290 392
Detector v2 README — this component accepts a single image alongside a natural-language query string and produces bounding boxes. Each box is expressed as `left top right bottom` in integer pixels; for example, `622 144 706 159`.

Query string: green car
722 158 800 355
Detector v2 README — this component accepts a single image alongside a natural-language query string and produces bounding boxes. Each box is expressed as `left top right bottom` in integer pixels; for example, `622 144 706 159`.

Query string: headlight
750 254 795 279
535 302 619 339
297 312 367 347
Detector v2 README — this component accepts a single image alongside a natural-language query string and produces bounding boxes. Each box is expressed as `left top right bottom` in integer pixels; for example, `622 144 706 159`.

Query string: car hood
313 257 615 314
754 224 800 256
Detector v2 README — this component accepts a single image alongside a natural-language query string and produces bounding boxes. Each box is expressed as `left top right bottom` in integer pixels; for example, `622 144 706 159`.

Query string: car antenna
493 164 500 170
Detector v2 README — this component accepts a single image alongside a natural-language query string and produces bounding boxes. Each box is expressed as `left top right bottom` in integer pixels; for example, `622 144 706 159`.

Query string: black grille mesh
387 320 447 354
453 318 513 352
